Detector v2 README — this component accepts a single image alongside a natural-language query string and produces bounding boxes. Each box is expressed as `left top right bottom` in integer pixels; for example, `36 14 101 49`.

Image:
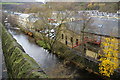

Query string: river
7 27 103 79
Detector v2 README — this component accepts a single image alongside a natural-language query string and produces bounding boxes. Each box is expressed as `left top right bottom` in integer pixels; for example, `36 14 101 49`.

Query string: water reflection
7 28 103 79
8 29 59 72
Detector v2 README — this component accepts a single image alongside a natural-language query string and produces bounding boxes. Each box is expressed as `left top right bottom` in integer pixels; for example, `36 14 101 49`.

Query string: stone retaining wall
1 24 47 79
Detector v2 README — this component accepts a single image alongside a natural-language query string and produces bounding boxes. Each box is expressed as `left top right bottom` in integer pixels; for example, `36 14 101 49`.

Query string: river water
7 27 103 79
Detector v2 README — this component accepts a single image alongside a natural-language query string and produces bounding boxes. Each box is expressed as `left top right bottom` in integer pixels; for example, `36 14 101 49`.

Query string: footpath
0 24 8 79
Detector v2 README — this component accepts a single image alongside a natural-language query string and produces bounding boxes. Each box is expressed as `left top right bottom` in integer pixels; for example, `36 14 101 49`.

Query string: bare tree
69 22 77 48
79 11 94 55
34 4 72 52
7 14 19 27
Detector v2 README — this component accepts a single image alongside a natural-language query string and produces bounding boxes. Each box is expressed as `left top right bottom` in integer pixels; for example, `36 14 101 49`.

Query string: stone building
18 13 38 29
59 22 100 59
59 17 119 60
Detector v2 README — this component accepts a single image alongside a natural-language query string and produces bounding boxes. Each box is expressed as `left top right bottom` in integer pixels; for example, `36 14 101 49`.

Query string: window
71 37 73 43
76 39 78 46
66 40 67 45
65 36 67 45
62 34 64 39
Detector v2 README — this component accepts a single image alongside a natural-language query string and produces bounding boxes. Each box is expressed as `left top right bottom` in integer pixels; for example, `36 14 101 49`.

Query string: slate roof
65 17 119 37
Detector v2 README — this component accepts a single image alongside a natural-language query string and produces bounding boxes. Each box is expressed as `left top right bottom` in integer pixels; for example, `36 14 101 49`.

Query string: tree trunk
81 26 86 56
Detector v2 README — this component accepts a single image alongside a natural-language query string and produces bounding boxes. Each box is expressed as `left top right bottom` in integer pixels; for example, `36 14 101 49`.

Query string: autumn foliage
98 37 119 77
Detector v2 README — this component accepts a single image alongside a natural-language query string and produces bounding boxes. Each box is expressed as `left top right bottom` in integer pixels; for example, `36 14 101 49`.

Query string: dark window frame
76 39 78 46
62 34 64 39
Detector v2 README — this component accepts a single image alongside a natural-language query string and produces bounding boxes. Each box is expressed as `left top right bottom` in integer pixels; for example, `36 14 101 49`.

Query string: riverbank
1 24 48 78
16 26 120 79
19 27 103 78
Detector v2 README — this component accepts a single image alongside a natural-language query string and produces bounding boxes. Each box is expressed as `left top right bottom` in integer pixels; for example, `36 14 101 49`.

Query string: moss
10 48 22 64
17 64 33 78
28 71 48 78
6 43 15 54
36 40 50 49
22 53 40 67
17 62 32 77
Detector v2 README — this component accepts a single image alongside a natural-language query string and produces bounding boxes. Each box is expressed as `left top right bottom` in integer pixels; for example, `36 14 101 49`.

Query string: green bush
36 40 46 48
36 40 50 49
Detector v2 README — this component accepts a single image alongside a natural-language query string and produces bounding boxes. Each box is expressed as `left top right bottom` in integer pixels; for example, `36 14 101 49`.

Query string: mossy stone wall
2 25 47 79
